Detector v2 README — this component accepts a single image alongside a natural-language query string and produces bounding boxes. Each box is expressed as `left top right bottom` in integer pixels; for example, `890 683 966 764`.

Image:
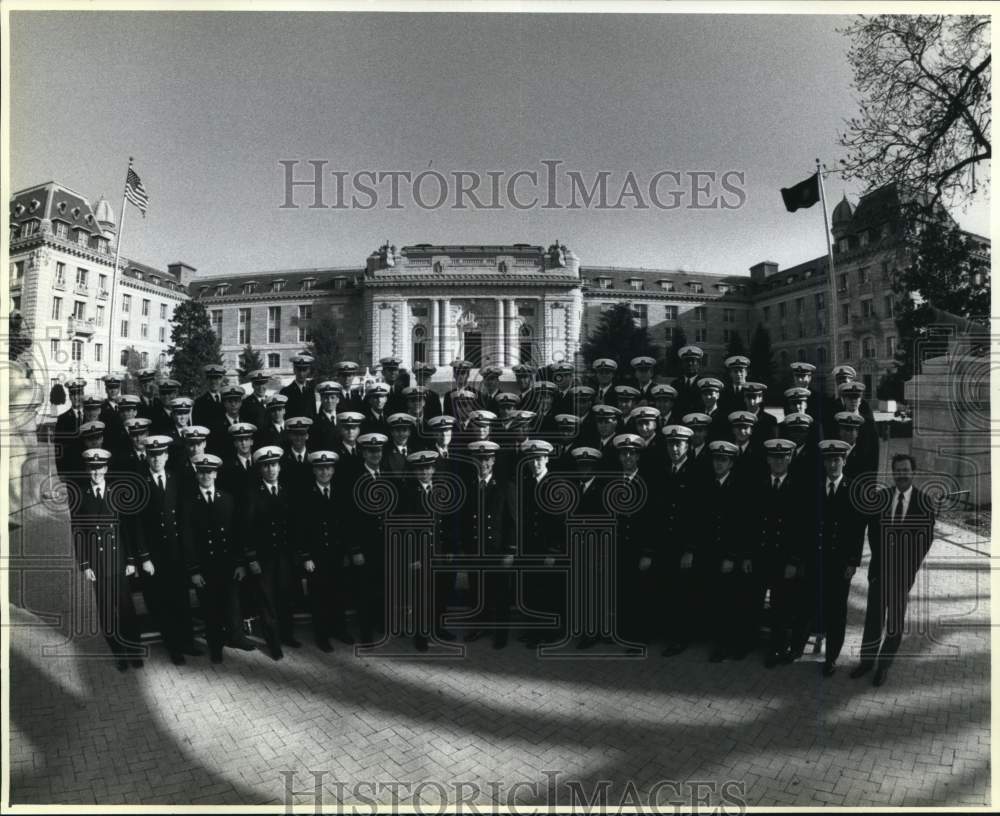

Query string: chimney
749 261 778 283
167 262 197 288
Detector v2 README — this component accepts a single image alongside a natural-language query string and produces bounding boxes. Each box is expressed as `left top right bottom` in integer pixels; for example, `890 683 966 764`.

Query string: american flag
124 167 149 215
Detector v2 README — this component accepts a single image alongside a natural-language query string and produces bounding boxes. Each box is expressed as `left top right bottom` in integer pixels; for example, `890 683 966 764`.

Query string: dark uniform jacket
219 453 255 502
280 381 317 419
294 480 342 564
700 471 747 565
240 393 269 429
72 481 132 573
135 470 183 566
811 475 866 572
402 479 457 557
671 375 703 416
752 472 810 571
193 392 225 428
245 480 292 563
54 407 84 475
279 448 312 494
460 472 516 558
519 472 566 558
348 467 393 561
654 457 696 561
310 412 341 452
182 487 240 576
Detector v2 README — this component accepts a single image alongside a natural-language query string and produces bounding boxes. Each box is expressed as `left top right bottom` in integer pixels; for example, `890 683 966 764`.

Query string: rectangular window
50 339 59 357
814 292 825 311
518 305 535 317
55 263 66 286
629 279 643 291
122 294 131 313
884 294 894 317
840 303 850 326
838 273 848 292
13 261 23 282
778 302 787 318
99 273 107 292
723 308 736 323
693 307 706 322
54 221 68 239
664 305 678 320
301 279 315 291
722 329 732 342
862 337 877 359
141 323 149 339
76 230 88 247
659 281 674 291
664 326 674 340
631 303 647 328
71 340 82 362
140 352 149 368
695 328 707 343
238 308 251 344
689 282 703 294
268 307 281 342
159 303 168 320
267 352 281 368
141 298 150 317
861 299 875 318
297 304 313 342
410 305 428 317
763 305 771 322
120 319 129 337
159 326 166 343
842 340 852 360
858 267 870 285
796 297 804 314
272 280 285 292
73 300 85 319
96 305 105 326
211 309 223 338
887 336 896 357
94 343 103 362
881 261 891 279
51 297 62 320
333 278 347 290
76 267 88 287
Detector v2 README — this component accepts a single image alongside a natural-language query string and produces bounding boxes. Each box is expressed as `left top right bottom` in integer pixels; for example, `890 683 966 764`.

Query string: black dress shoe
181 644 205 657
873 666 889 687
115 659 129 672
315 639 334 653
270 646 284 661
850 662 874 679
170 653 186 666
130 658 144 668
281 636 302 649
210 650 223 664
822 661 837 677
226 638 256 651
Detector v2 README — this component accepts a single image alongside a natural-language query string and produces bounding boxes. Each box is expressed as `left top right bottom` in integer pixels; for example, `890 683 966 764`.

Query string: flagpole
106 157 132 376
816 157 839 371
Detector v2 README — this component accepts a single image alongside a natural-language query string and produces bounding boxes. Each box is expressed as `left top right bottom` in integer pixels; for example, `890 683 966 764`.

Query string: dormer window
628 279 643 291
76 229 89 247
301 278 315 291
689 282 703 294
271 279 285 292
659 280 675 291
859 231 870 247
333 277 347 290
149 275 160 286
597 277 613 289
216 284 230 296
54 221 68 239
717 284 730 294
242 282 257 295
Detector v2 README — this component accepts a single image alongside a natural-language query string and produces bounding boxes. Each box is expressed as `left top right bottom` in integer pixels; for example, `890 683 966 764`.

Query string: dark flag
780 173 820 212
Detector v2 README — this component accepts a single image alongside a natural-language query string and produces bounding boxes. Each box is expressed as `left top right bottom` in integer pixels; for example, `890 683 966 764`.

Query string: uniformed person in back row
113 417 152 477
789 361 821 420
511 363 535 405
256 394 288 448
403 385 433 428
108 395 140 460
383 413 417 474
650 384 679 429
135 435 201 665
208 386 245 456
333 411 364 478
411 363 442 418
311 381 343 451
719 355 751 416
493 392 522 436
551 361 576 414
72 448 143 671
240 371 270 429
152 380 181 434
672 345 705 416
244 445 292 659
135 369 160 422
379 356 407 415
297 450 352 649
461 441 516 649
443 360 475 416
184 453 255 663
333 361 365 413
478 365 504 414
591 404 622 470
742 382 778 445
837 410 878 483
590 358 618 407
362 382 391 434
551 414 581 470
55 382 90 477
612 385 640 423
219 422 257 500
696 377 727 440
193 364 226 428
280 353 317 419
628 356 657 405
99 373 124 432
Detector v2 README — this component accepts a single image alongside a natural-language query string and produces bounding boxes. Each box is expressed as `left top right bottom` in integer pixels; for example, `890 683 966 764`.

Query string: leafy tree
725 330 748 360
838 15 990 209
888 208 990 385
167 300 222 396
306 317 341 383
749 324 778 399
664 327 687 378
238 344 265 382
581 303 661 374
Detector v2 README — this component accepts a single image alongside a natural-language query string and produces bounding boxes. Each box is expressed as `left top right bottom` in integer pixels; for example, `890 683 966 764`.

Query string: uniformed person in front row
297 450 353 650
792 439 866 677
568 446 609 650
462 441 517 649
134 435 201 665
244 445 293 659
704 440 750 663
754 439 810 667
184 453 255 663
610 433 650 648
72 448 143 671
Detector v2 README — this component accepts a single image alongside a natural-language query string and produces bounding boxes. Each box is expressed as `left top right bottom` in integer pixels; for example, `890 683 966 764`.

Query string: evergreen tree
238 344 265 382
167 300 222 396
748 323 778 398
664 327 688 378
581 303 661 373
306 317 341 383
725 330 748 360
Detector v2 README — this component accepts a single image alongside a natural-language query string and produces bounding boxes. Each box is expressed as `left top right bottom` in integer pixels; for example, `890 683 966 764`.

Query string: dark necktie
205 492 213 504
827 481 835 499
772 476 780 491
323 486 329 500
157 475 165 493
400 447 407 457
893 492 905 524
271 485 278 497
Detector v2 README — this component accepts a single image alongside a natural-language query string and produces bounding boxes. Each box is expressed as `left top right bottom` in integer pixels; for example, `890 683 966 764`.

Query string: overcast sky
10 10 990 279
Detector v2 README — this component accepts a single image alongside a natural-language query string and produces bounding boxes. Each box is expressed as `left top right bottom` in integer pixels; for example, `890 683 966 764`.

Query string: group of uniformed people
59 347 934 686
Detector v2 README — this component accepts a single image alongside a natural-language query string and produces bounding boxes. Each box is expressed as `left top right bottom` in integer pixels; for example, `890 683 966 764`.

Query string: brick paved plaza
7 490 990 809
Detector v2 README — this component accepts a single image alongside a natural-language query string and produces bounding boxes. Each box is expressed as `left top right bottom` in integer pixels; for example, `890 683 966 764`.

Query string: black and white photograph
3 1 993 810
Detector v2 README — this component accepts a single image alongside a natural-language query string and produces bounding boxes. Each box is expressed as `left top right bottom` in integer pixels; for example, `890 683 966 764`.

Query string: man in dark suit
793 439 866 677
296 450 352 649
192 363 226 428
98 373 124 433
672 345 705 416
54 380 88 477
753 439 811 667
851 454 936 687
590 358 619 407
361 383 391 435
71 448 143 671
383 413 417 474
461 441 517 649
208 386 247 457
280 353 317 419
280 417 314 493
310 381 343 451
345 432 393 644
696 378 729 442
243 445 294 658
728 410 767 483
183 453 255 663
240 371 270 429
719 355 750 417
133 435 201 665
550 361 577 415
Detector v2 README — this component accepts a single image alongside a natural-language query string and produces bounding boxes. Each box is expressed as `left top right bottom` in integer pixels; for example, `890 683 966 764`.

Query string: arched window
519 323 535 366
120 349 130 366
862 336 877 359
412 325 427 364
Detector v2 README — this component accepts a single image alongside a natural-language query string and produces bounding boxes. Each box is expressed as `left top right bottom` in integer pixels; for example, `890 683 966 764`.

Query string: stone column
507 298 519 366
429 298 439 368
440 298 451 365
496 298 506 366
